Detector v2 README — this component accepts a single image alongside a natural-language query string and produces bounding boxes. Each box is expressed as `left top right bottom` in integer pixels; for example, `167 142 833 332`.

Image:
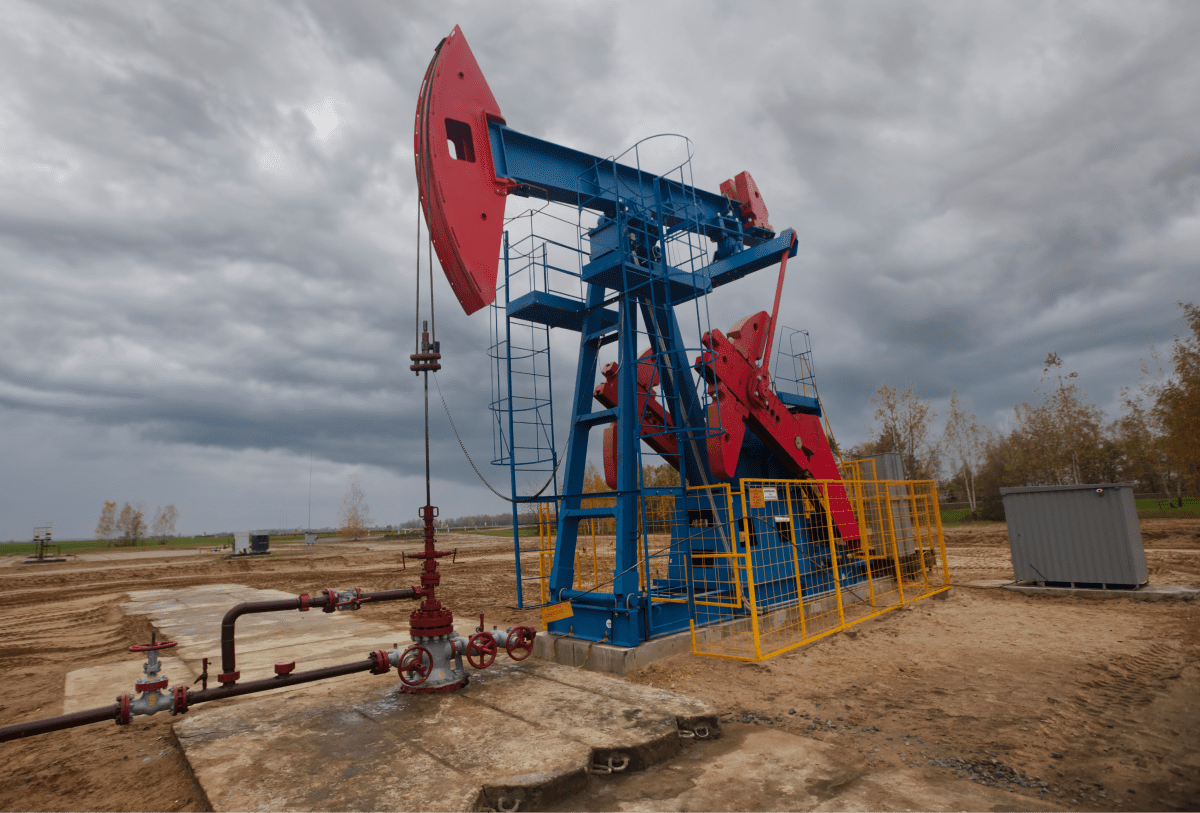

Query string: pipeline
0 655 384 743
218 587 417 684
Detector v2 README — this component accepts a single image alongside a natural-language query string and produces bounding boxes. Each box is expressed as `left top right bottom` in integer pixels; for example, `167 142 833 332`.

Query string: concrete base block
533 628 694 676
1003 582 1199 601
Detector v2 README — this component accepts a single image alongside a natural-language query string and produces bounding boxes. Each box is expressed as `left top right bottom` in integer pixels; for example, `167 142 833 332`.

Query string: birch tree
942 392 986 510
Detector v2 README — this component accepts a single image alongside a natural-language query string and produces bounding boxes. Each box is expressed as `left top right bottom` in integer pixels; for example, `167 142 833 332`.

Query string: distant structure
24 523 65 564
231 531 271 557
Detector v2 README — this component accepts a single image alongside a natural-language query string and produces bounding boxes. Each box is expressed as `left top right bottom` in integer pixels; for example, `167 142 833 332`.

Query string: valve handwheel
466 633 497 669
506 626 535 661
398 645 433 686
129 639 177 652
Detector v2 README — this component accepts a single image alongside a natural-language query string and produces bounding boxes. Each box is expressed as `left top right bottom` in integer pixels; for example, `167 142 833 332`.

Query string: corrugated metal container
1000 483 1147 587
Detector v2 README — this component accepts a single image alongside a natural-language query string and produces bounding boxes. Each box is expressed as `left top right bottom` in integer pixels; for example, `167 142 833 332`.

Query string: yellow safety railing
691 478 950 662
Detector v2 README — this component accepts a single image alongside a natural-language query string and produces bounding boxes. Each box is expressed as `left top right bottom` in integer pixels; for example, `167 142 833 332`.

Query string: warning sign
748 488 765 508
541 601 574 625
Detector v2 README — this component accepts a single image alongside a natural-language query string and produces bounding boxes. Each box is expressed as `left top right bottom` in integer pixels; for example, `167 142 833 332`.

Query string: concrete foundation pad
572 726 1062 812
534 629 694 676
1003 582 1199 601
104 584 720 811
174 688 484 812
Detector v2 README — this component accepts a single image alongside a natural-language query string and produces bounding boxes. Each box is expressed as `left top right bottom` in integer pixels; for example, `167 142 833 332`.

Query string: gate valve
505 627 536 661
466 632 498 669
334 588 371 611
398 645 433 686
119 632 179 723
129 632 176 690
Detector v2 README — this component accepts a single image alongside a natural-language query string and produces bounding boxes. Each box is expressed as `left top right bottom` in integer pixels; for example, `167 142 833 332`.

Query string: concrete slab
466 662 685 773
1003 582 1199 601
965 579 1014 588
354 682 593 811
562 727 1063 812
63 655 194 714
105 584 722 811
531 661 717 735
174 687 483 813
174 659 718 812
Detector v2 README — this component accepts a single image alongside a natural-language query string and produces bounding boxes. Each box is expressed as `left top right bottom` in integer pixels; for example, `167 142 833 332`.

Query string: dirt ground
0 518 1197 812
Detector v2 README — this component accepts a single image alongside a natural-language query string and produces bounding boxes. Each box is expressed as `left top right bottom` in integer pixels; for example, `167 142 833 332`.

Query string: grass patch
455 527 543 538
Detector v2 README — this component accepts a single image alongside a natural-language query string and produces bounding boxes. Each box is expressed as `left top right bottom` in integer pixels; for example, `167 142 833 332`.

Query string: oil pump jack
415 27 871 650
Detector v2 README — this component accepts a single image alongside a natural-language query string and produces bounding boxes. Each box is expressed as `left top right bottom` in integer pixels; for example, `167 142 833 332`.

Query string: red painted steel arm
593 351 679 490
698 324 861 545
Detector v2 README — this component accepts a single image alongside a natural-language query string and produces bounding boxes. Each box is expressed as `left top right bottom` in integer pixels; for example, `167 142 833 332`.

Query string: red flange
370 650 391 675
172 685 188 715
117 693 132 725
274 662 296 677
217 671 240 684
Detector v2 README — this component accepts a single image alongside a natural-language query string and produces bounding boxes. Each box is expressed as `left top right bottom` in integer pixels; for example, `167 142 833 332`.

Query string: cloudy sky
2 1 1196 541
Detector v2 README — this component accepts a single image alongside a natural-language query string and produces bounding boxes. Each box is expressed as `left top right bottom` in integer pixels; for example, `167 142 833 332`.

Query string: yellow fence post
785 484 809 642
908 484 931 594
884 486 906 606
824 482 846 629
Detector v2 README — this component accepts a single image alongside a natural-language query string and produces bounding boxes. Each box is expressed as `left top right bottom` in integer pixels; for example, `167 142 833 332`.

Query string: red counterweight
414 25 514 315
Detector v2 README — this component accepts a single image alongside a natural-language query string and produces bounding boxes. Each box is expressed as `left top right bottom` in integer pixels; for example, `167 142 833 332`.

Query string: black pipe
190 658 378 703
219 588 416 683
0 705 120 742
0 656 385 743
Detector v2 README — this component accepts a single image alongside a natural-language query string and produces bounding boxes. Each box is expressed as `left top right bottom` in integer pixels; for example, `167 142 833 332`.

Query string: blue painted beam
489 123 763 253
706 229 798 290
777 390 822 416
507 290 618 332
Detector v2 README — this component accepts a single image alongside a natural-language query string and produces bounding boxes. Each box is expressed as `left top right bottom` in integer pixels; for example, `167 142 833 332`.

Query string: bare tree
1010 353 1104 486
942 392 986 510
116 502 146 546
95 501 117 546
869 384 940 480
339 474 371 539
151 504 179 544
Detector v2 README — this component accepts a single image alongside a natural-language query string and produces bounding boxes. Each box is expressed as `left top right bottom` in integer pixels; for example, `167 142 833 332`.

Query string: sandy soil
0 520 1197 812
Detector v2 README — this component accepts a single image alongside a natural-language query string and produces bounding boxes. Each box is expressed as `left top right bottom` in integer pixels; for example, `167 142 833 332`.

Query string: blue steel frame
488 127 806 647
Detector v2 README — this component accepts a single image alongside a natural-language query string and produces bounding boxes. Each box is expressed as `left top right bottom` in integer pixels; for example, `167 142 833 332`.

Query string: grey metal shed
1000 483 1147 588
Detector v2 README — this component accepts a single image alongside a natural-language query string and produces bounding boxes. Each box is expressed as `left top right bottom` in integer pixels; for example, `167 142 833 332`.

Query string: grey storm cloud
1 0 1198 540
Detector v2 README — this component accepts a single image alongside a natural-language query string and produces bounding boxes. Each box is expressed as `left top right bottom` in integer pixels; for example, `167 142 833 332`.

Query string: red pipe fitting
370 650 391 675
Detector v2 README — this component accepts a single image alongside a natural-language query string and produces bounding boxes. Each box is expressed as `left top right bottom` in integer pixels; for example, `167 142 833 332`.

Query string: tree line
95 501 178 545
847 302 1199 519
